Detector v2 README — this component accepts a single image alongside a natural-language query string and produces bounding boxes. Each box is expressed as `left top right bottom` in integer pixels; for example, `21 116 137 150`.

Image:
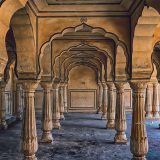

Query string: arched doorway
68 65 98 112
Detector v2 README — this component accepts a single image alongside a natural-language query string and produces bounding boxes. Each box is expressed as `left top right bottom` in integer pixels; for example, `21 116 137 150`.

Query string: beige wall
68 65 98 112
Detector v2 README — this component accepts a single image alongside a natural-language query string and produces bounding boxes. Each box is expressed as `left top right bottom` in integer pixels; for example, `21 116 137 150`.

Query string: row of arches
0 1 160 160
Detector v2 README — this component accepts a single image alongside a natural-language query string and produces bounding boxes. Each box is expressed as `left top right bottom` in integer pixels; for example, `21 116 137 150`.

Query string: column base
0 121 8 130
114 133 127 144
153 112 160 119
97 110 102 114
132 156 146 160
53 120 61 129
24 154 37 160
60 113 65 120
40 131 53 144
16 115 23 121
101 114 107 120
145 112 153 119
106 120 115 129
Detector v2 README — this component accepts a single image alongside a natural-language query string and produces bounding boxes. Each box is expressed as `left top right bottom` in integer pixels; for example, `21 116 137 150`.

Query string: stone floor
0 112 160 160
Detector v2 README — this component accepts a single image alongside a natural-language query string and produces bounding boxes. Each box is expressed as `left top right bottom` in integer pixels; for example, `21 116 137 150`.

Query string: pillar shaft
52 83 61 129
16 84 23 120
101 82 108 119
130 81 148 160
145 83 153 119
106 82 115 129
59 84 65 120
63 84 68 113
114 82 127 144
152 82 159 118
21 81 39 160
0 82 7 129
97 83 103 114
41 82 53 143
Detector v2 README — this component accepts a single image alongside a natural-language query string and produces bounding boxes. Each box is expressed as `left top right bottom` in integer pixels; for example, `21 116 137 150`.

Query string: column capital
53 82 60 89
98 82 103 86
147 82 153 88
0 81 6 89
114 82 126 91
22 80 39 92
129 80 148 91
152 81 159 86
59 83 65 87
102 82 107 89
106 82 114 90
40 82 52 90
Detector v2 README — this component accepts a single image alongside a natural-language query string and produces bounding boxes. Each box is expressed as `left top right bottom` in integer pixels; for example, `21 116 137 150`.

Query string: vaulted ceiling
28 0 142 16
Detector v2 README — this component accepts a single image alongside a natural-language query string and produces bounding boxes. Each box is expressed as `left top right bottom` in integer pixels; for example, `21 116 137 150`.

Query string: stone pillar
52 82 61 129
145 83 153 119
106 82 115 129
63 83 68 113
21 81 39 160
114 82 127 144
0 82 7 129
130 81 148 160
97 82 103 114
40 82 53 143
59 84 65 120
152 81 160 118
101 82 108 119
16 84 23 120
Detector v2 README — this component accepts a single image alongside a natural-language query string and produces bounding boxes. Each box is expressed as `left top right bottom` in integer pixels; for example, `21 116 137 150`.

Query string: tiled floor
0 112 159 160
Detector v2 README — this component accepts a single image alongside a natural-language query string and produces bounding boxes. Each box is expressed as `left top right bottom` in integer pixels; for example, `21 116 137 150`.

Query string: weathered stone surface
0 112 159 160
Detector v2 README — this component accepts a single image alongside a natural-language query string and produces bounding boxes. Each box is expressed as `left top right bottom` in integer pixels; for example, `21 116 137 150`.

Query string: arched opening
68 65 98 112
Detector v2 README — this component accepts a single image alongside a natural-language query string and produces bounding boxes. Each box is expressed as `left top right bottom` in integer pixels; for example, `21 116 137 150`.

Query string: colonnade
145 81 160 119
0 80 159 159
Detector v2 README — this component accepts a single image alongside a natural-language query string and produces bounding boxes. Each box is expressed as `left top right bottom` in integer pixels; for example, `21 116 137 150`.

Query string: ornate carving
16 84 23 121
21 81 39 160
106 82 115 129
114 82 127 144
59 83 65 120
97 82 103 114
63 83 68 113
40 82 53 143
101 82 108 119
145 82 153 119
152 81 160 118
52 82 61 129
80 17 88 23
129 81 148 160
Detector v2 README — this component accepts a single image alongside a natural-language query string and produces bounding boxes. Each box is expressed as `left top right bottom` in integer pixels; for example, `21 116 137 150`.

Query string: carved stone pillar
101 82 108 119
21 81 39 160
40 82 53 143
97 83 103 114
130 81 148 160
145 83 153 119
52 82 61 129
0 82 7 129
114 82 127 144
59 84 65 120
106 82 115 129
152 81 160 118
16 84 23 120
63 83 68 113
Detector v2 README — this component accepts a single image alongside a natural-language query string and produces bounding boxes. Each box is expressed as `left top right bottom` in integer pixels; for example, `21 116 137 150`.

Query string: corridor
0 113 159 160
